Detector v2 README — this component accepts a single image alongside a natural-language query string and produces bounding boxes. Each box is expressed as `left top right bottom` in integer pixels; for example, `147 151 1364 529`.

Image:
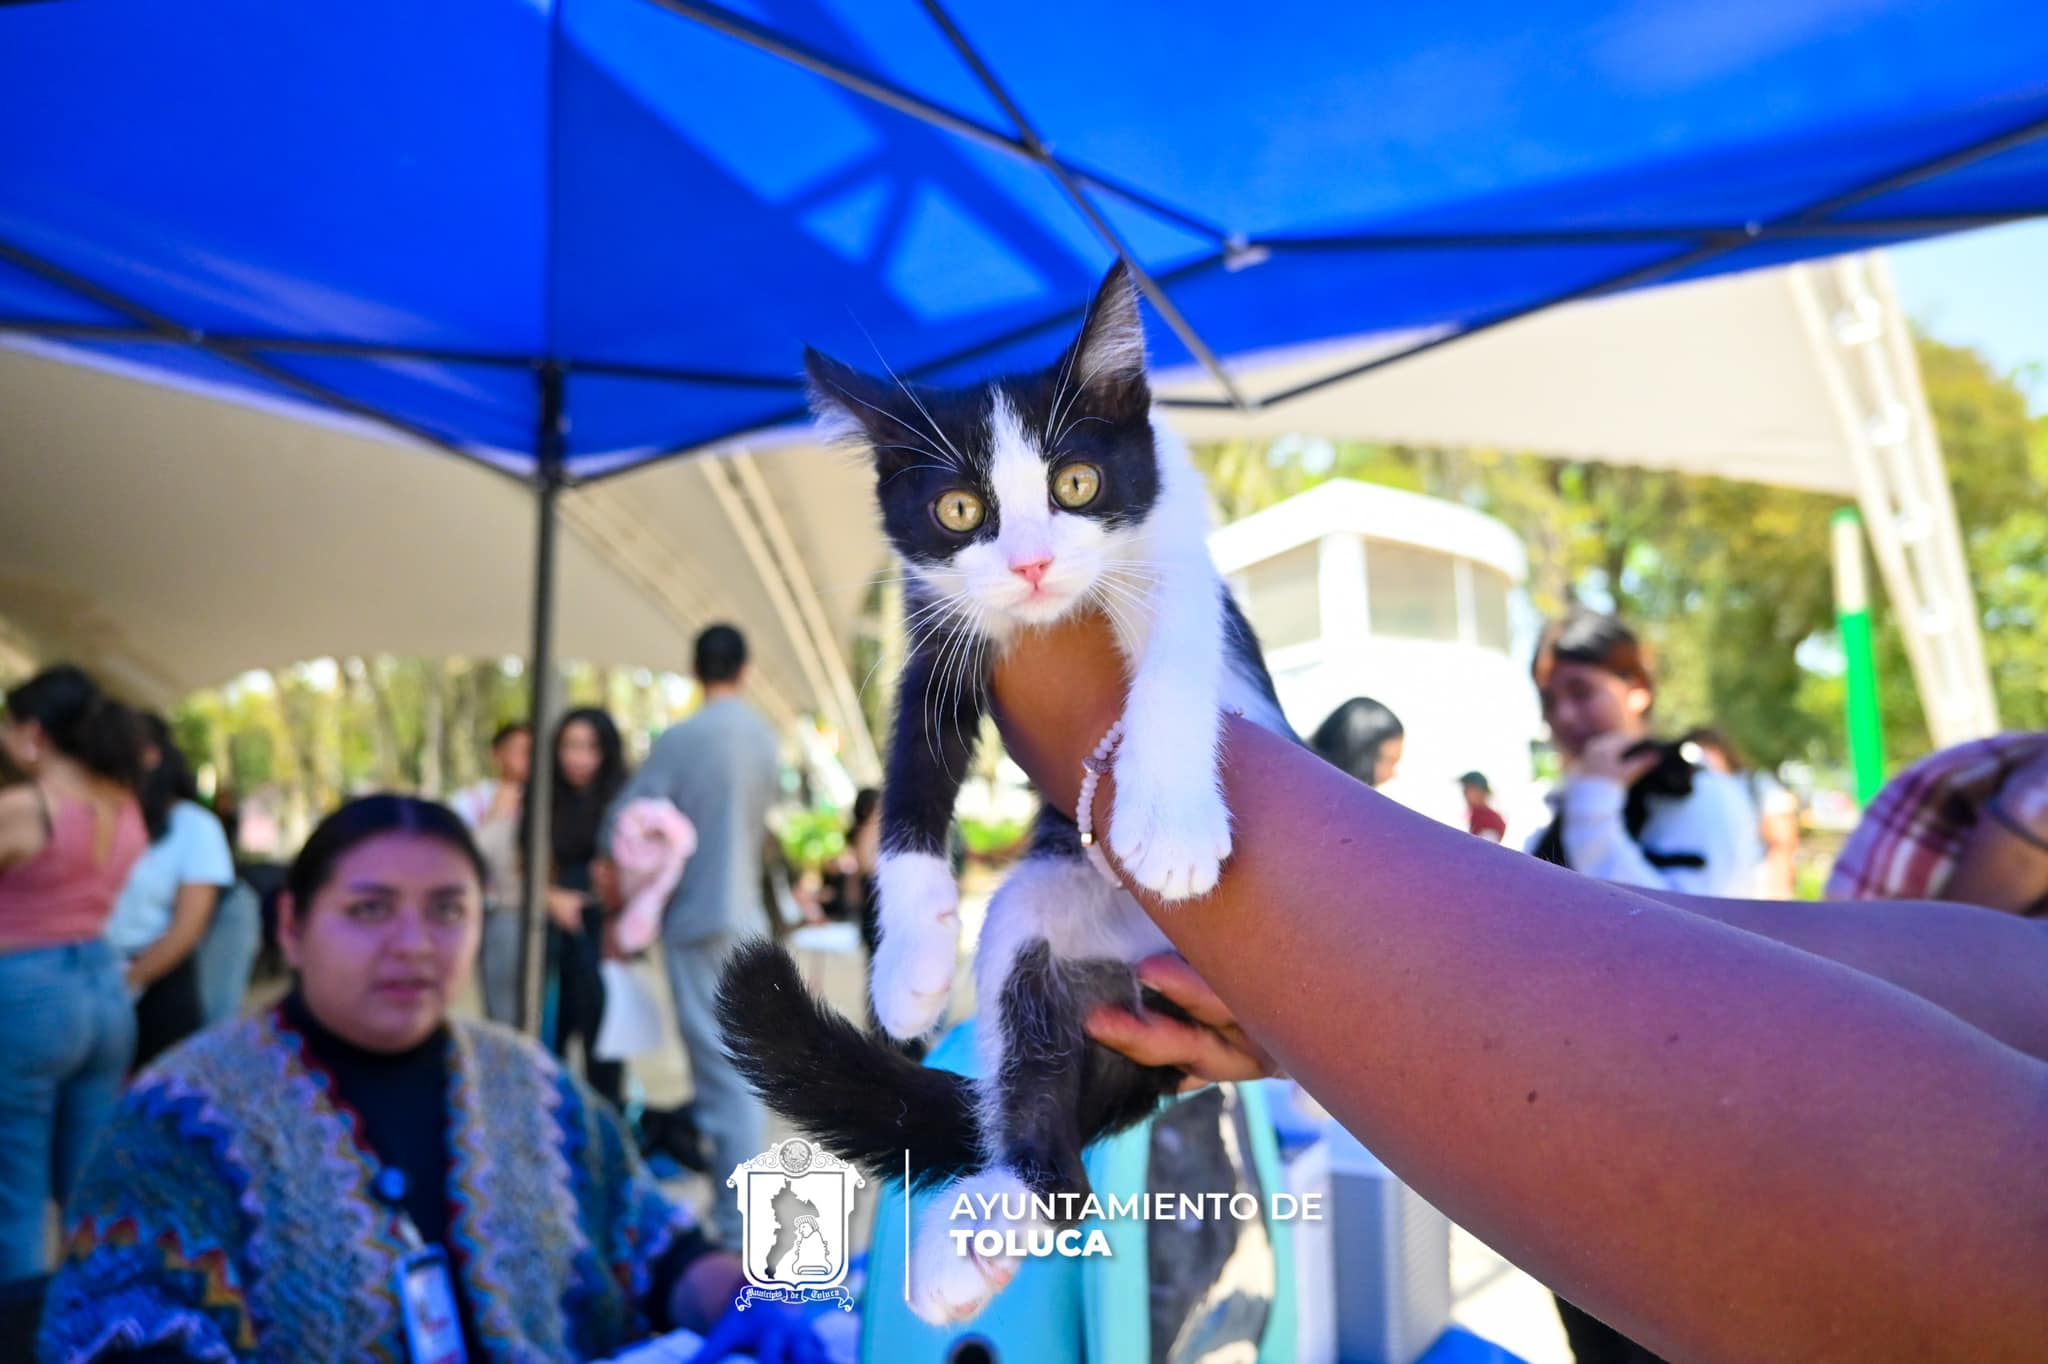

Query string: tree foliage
1193 330 2044 777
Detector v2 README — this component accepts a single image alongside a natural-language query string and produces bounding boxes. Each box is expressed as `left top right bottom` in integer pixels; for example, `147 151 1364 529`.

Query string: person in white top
1525 611 1761 900
1523 609 1760 1360
450 720 531 1024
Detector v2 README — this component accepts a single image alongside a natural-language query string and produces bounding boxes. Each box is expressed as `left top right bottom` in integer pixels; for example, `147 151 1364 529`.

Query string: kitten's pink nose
1011 557 1053 589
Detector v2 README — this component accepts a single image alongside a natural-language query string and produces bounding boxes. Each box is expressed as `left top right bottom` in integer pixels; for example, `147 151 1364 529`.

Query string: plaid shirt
1826 732 2048 901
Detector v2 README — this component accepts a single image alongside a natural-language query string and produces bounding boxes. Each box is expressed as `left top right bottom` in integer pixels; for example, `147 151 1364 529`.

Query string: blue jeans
195 880 261 1027
0 940 135 1281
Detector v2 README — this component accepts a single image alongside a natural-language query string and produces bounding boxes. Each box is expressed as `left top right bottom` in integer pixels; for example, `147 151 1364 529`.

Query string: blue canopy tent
4 0 2047 1024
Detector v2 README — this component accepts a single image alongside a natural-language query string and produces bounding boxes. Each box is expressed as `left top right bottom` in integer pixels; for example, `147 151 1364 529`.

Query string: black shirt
281 991 482 1354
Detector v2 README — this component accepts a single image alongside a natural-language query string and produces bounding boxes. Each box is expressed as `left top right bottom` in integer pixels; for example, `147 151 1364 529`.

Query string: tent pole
517 364 567 1036
1832 509 1886 805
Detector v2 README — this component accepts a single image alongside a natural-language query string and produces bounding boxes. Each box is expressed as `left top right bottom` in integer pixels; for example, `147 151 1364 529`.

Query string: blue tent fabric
2 0 2045 476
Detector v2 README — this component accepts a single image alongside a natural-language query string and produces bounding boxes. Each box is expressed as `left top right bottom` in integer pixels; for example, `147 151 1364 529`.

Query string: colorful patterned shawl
40 1010 696 1363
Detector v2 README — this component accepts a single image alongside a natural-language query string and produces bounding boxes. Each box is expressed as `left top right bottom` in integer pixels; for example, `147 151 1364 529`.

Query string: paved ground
1450 1227 1572 1363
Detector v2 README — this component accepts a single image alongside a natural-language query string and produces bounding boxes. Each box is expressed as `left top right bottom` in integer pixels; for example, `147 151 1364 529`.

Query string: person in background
817 786 881 954
1527 610 1760 896
1828 731 2048 917
208 784 241 856
193 876 261 1028
39 794 820 1363
106 713 235 1069
1309 695 1405 788
527 707 628 1108
450 721 531 831
1683 727 1801 899
0 665 146 1283
452 720 531 1025
1524 610 1759 1364
1458 770 1508 843
605 623 779 1248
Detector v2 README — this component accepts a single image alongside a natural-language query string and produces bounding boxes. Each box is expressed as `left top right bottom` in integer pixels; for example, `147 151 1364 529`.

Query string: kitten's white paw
872 852 961 1039
1109 750 1232 902
909 1170 1041 1325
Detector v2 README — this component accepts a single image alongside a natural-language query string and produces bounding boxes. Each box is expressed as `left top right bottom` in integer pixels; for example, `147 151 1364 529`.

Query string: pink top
0 787 148 951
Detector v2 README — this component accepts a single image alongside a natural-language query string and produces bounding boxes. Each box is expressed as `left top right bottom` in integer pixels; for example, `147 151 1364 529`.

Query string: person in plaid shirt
1827 732 2048 917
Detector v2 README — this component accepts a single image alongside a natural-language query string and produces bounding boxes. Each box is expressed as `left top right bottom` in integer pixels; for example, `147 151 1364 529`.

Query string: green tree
1191 327 2041 779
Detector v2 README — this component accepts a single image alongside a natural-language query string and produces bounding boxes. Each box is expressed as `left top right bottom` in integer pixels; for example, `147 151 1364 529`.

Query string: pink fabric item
608 797 695 954
0 788 147 950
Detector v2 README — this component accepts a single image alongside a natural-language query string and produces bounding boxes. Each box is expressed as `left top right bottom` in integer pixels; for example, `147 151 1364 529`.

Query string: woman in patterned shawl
39 794 822 1364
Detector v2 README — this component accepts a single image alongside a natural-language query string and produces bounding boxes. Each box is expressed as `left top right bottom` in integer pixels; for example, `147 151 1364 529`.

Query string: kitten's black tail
715 938 982 1185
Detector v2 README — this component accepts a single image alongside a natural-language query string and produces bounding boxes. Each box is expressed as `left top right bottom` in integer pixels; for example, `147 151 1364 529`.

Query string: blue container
860 1021 1297 1364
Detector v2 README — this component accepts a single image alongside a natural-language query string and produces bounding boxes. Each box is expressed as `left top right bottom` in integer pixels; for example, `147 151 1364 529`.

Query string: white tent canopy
0 252 1994 763
1163 252 1996 744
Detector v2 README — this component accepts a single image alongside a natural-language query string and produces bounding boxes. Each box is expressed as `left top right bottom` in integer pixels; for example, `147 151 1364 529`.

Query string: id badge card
395 1244 468 1364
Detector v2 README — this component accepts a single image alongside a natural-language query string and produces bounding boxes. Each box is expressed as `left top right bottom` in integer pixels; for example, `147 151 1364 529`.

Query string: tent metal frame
2 0 2040 1035
1789 256 1999 750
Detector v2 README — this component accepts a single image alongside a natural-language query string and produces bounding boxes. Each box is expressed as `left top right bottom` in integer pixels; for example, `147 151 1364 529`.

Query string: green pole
1831 508 1886 804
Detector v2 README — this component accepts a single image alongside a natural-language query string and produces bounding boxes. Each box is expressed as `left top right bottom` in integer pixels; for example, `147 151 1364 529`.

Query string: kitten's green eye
933 489 986 533
1052 463 1102 510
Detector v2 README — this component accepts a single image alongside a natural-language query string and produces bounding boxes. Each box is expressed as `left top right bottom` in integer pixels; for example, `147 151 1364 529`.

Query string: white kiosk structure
1210 479 1541 829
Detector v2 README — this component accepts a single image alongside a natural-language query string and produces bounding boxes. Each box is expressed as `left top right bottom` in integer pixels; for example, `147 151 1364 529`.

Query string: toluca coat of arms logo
725 1137 865 1311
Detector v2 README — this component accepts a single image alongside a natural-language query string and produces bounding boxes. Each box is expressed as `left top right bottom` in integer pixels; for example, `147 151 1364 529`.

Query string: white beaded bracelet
1075 719 1125 886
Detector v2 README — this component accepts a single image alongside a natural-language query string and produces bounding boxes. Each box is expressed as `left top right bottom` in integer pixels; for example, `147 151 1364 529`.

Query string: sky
1888 220 2048 414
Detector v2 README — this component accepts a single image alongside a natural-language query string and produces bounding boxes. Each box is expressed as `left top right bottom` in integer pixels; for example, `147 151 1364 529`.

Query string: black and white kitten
718 263 1293 1324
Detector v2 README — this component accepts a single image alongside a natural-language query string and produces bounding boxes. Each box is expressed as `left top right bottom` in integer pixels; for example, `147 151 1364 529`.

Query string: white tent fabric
1162 253 1995 743
0 253 1993 758
0 339 884 768
1161 261 1869 492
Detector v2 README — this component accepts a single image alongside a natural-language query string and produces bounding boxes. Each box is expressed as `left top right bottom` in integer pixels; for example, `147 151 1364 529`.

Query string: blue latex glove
685 1300 828 1364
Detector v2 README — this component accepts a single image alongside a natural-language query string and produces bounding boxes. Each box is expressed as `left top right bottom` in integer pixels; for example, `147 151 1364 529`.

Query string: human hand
593 857 624 913
988 610 1131 818
546 887 585 930
488 782 523 822
684 1299 826 1364
1084 953 1279 1090
1573 732 1664 788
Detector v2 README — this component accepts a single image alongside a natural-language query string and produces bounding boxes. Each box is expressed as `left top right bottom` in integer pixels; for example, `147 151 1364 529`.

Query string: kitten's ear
803 346 901 450
1059 260 1149 420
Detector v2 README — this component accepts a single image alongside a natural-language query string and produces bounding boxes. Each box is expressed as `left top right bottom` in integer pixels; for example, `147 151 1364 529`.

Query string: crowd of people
1 602 2043 1361
1 626 825 1362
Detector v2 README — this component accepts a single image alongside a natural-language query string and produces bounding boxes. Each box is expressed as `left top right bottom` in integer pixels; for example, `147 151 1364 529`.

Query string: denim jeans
194 879 261 1027
0 939 135 1281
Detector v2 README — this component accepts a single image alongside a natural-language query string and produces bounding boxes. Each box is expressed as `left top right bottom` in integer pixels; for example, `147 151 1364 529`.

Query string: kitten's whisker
922 612 968 765
857 328 968 473
872 592 965 704
1089 569 1155 606
1042 332 1083 450
1050 413 1111 451
1096 568 1165 606
1089 585 1142 653
817 379 951 466
930 609 983 761
879 459 964 487
1091 575 1161 644
1046 356 1120 452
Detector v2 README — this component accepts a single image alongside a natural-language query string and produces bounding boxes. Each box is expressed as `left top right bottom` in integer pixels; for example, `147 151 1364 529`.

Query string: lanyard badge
374 1166 469 1364
396 1244 468 1364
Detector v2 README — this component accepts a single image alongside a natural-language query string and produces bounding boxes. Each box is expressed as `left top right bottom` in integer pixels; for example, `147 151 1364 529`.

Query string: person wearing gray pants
604 624 780 1248
453 722 534 1028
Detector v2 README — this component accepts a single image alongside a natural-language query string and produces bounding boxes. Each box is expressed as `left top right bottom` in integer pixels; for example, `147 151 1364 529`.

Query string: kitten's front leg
873 638 985 1040
1109 570 1232 901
